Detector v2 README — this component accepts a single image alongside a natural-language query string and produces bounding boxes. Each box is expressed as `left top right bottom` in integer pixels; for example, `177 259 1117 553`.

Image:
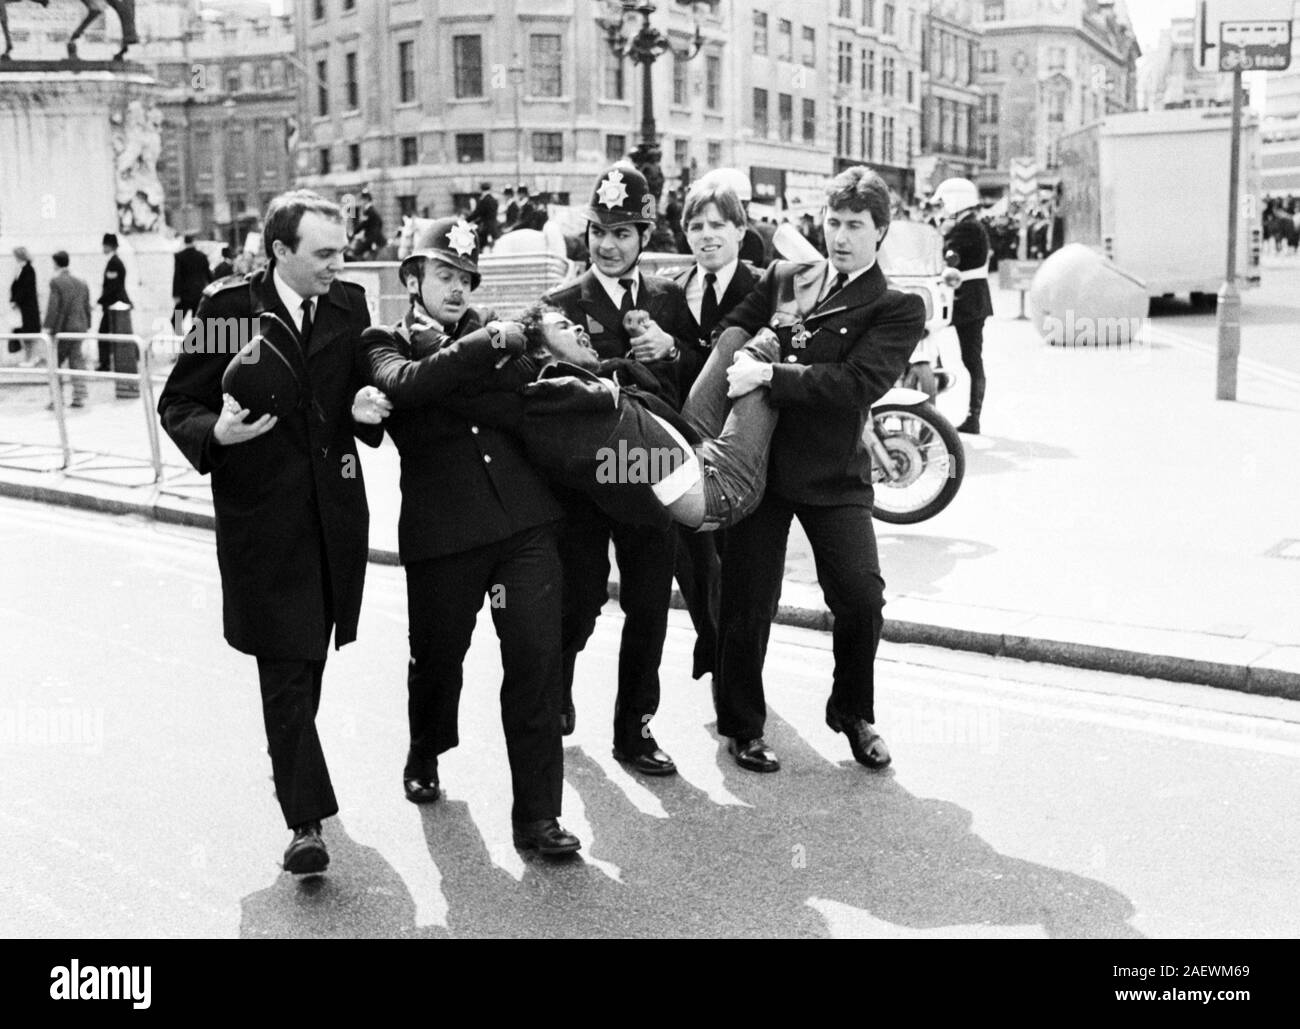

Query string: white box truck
1057 107 1262 302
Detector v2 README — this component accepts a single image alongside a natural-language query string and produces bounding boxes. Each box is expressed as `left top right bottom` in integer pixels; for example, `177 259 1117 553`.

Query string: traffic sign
1194 0 1294 71
1219 20 1292 71
1010 157 1037 201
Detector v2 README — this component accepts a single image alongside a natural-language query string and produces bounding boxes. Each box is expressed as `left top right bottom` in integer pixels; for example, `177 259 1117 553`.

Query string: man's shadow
239 819 444 939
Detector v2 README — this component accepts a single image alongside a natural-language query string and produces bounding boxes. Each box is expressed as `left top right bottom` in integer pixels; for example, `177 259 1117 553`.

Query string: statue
111 99 164 233
1 0 139 63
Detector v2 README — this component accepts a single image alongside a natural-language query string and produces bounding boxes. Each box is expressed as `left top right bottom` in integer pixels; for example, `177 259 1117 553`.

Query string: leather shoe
512 818 582 856
728 736 780 773
612 745 677 776
283 821 329 874
825 706 892 769
956 415 981 435
403 774 440 804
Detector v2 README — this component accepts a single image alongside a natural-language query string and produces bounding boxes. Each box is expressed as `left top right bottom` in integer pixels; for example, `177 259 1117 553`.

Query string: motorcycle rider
933 177 992 435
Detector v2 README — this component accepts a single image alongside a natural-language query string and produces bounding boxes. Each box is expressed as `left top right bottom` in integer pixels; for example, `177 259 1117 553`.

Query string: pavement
1 270 1298 698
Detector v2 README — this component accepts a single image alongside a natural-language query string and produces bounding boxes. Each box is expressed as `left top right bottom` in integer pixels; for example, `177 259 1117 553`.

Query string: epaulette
336 278 366 294
202 272 252 298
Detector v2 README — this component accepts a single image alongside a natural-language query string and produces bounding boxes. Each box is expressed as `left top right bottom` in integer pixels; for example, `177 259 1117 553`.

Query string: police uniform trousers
557 490 675 755
404 525 564 823
715 495 885 741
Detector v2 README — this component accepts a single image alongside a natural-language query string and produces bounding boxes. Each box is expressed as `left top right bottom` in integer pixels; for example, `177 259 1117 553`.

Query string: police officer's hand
352 385 392 424
726 352 773 398
486 320 528 357
213 392 277 445
629 318 677 362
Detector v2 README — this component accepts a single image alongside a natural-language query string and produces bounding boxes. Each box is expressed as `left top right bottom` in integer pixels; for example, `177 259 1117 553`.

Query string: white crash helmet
697 167 753 204
932 177 980 218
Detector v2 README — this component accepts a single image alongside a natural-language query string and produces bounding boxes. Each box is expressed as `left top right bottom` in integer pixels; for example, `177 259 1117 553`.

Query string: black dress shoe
825 706 892 769
512 818 582 856
728 736 780 773
612 745 677 776
283 821 329 874
403 775 441 804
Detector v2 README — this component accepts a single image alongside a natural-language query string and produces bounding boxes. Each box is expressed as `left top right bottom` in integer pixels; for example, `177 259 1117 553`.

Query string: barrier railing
0 331 164 483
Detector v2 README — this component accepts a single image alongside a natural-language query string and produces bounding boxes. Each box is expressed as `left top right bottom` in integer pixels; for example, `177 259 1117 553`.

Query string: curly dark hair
518 301 562 352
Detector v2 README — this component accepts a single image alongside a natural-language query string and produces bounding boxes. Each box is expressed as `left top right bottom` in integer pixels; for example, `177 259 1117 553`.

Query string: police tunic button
483 454 492 463
786 355 799 363
840 327 848 334
470 425 479 434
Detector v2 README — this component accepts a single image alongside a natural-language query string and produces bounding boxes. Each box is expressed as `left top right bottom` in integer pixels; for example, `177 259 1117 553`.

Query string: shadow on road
877 535 996 597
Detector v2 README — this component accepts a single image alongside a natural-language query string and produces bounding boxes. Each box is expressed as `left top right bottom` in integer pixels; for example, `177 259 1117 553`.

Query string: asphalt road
3 497 1299 939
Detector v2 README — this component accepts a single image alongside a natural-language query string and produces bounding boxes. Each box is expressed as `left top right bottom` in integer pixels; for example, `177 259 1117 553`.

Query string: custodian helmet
399 216 482 290
582 164 658 228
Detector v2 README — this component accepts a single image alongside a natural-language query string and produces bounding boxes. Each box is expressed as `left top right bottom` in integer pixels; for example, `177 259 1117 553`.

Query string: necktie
825 272 849 304
300 298 314 349
700 271 719 336
617 278 636 318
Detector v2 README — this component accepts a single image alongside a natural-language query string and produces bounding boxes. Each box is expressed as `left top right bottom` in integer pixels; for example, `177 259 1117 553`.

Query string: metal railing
0 331 167 483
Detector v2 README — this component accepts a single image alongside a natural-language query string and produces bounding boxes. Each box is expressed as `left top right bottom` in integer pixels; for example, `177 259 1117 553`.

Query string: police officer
933 177 993 435
543 164 695 776
158 190 389 875
362 217 580 856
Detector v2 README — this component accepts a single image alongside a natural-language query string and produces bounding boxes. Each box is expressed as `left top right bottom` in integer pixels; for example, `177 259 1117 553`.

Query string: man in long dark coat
158 190 390 875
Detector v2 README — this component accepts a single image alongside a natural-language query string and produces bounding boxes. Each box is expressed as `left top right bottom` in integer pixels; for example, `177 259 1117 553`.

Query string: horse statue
1 0 139 62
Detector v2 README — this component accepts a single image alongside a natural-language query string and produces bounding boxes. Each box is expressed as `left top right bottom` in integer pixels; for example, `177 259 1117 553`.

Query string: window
865 111 874 160
802 27 816 67
348 142 360 171
968 41 978 84
226 69 241 94
864 48 874 91
674 139 689 167
753 88 769 137
981 132 999 166
397 41 415 103
984 1 1004 21
907 69 915 103
312 0 324 21
453 35 483 98
906 125 914 159
883 115 895 162
672 52 687 105
1048 46 1066 72
344 51 358 110
778 93 793 141
753 11 768 54
802 98 816 143
980 92 999 123
259 125 278 177
705 55 720 110
532 131 563 162
778 19 792 61
400 135 418 166
318 147 330 175
604 47 626 101
1046 90 1065 123
315 59 328 116
838 0 851 18
398 195 418 218
863 0 874 27
838 41 853 86
882 56 895 96
455 133 484 163
254 63 270 90
707 141 722 167
530 34 562 98
882 2 895 35
836 105 850 155
980 49 998 73
606 134 626 162
229 128 247 181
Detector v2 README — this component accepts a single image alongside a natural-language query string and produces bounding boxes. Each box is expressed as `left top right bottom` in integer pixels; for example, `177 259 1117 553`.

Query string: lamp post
508 54 525 194
594 0 718 191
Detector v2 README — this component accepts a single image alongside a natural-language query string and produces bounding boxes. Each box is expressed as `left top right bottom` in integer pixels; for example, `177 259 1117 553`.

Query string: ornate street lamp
594 0 719 196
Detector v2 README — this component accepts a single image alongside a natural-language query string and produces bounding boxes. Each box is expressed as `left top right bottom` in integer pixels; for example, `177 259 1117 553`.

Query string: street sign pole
1216 70 1243 401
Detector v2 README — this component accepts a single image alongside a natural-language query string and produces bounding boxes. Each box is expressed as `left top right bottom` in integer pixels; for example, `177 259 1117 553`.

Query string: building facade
919 0 984 191
974 0 1138 195
1137 17 1234 112
1262 36 1300 199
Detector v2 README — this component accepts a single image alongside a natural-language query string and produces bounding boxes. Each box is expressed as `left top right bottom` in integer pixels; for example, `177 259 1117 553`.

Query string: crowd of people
154 165 931 874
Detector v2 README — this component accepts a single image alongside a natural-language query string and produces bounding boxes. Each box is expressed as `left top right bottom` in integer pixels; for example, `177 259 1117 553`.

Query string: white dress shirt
684 259 739 325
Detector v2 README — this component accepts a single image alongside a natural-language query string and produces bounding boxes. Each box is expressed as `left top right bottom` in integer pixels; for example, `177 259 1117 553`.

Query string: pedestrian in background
172 233 212 330
934 177 993 435
9 246 41 364
96 232 132 371
42 251 91 409
212 246 235 281
467 181 499 251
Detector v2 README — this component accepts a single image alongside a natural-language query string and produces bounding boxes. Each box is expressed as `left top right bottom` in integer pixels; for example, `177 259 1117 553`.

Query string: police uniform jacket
158 270 380 660
670 260 758 395
361 308 563 565
945 213 994 325
99 254 131 309
719 259 926 507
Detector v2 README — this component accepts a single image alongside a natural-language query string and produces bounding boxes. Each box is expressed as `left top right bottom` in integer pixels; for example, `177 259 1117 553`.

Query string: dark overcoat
158 269 380 659
10 262 41 332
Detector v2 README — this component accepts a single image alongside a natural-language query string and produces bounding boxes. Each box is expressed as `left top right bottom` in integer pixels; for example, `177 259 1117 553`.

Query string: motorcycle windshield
878 221 945 277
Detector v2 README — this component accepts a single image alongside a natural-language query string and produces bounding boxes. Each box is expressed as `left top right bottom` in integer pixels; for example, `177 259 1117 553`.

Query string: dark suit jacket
158 270 380 660
361 308 563 565
172 247 212 310
99 253 131 309
670 260 758 395
468 193 499 228
945 214 994 324
10 262 40 332
43 270 92 335
543 268 694 409
720 260 926 506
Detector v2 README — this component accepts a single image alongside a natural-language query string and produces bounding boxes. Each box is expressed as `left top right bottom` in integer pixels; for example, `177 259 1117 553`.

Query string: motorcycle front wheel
868 402 965 524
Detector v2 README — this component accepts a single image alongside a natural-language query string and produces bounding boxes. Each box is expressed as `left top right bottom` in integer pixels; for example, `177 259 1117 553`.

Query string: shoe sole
284 848 329 875
731 752 781 773
404 784 441 805
826 714 892 770
513 836 582 856
611 749 677 776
